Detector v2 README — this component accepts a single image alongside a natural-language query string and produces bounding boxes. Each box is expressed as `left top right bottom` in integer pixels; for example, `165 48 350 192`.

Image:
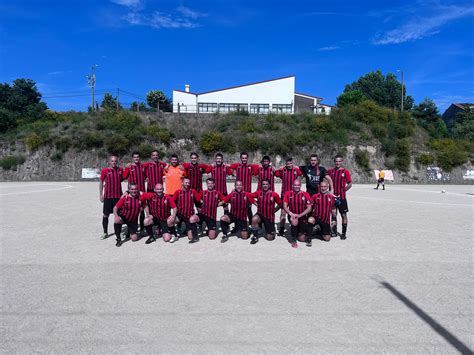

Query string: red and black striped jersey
100 167 123 199
172 188 200 218
141 192 176 221
143 161 166 192
327 168 352 199
283 190 311 215
311 193 336 224
222 191 255 221
182 163 207 192
124 163 146 192
203 164 233 195
229 163 259 192
115 194 143 222
251 190 281 222
275 167 302 196
198 189 225 220
256 166 275 191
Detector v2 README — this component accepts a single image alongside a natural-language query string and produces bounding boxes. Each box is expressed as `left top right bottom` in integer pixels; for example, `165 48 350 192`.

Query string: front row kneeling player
218 180 256 243
282 179 312 248
249 178 282 245
113 183 144 247
308 180 337 246
141 183 178 244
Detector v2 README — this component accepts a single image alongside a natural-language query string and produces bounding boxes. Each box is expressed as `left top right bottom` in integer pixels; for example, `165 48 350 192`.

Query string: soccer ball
441 189 446 194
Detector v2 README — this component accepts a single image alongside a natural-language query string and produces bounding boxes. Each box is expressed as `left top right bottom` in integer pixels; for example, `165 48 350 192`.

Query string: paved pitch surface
1 182 473 354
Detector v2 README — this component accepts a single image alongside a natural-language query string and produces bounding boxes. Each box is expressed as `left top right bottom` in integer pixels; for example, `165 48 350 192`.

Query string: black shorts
336 199 349 214
117 213 138 234
315 220 331 235
198 213 217 230
151 217 170 234
227 213 248 232
103 198 120 215
378 178 385 183
176 213 192 232
256 214 275 234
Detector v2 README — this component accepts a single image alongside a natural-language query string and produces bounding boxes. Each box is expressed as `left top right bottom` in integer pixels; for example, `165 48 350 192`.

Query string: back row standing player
99 155 123 239
299 154 333 196
327 154 352 240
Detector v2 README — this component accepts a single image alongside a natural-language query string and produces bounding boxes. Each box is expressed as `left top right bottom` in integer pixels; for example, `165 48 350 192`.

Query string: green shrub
381 138 397 157
54 136 73 152
136 143 156 158
429 139 468 171
239 136 259 152
416 154 435 166
25 133 41 150
104 134 130 156
239 119 257 133
74 132 103 150
50 150 63 161
0 155 26 170
199 131 225 155
371 122 388 139
354 149 371 174
146 125 172 145
395 139 410 172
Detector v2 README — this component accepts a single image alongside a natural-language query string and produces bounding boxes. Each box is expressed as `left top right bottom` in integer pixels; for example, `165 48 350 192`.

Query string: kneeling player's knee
251 215 260 225
308 217 315 224
266 234 275 241
131 234 139 241
297 235 306 242
144 217 153 226
220 216 229 223
189 215 199 223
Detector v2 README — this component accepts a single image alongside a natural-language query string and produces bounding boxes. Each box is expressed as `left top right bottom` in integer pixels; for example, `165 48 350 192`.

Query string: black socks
102 216 108 234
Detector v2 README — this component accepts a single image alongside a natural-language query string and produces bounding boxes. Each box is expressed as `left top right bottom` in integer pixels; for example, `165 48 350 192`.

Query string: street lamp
86 64 99 113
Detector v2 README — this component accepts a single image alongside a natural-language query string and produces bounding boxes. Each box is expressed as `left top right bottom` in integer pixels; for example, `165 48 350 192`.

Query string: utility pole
117 88 120 111
86 65 98 113
401 70 404 114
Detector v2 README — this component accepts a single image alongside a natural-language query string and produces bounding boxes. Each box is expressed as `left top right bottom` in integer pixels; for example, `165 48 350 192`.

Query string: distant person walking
375 168 385 190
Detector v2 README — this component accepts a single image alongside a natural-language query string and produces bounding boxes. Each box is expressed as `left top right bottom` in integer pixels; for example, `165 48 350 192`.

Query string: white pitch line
353 195 472 207
361 185 474 198
0 184 73 196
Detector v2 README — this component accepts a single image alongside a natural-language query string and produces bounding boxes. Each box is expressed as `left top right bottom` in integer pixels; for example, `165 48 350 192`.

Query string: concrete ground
0 182 473 354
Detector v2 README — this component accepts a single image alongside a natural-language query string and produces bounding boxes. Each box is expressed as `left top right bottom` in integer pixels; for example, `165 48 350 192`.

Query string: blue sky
1 0 473 112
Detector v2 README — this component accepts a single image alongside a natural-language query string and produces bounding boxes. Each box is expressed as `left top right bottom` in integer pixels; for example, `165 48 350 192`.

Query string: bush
381 138 397 157
25 133 41 150
371 122 388 139
104 134 130 156
146 125 172 145
0 155 26 170
238 136 259 152
354 149 371 174
239 119 257 133
136 143 156 158
74 132 103 150
199 131 225 155
50 150 63 161
395 139 410 172
54 136 73 152
429 139 468 171
416 154 435 166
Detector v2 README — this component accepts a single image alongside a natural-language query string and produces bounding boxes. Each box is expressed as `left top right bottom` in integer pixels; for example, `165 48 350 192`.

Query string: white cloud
373 5 474 45
317 46 340 51
110 0 141 8
123 9 201 29
176 6 206 19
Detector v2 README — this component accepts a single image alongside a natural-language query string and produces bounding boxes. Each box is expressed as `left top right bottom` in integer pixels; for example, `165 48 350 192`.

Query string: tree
130 101 147 112
100 92 121 112
344 70 413 110
146 90 171 112
412 98 447 138
452 108 474 141
336 90 367 107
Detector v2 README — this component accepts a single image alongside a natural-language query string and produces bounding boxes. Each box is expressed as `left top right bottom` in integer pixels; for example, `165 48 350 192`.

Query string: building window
198 102 218 113
250 104 269 114
272 104 292 113
218 103 248 113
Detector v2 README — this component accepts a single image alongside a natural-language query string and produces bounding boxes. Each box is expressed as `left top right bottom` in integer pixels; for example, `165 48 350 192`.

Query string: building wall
173 91 197 113
294 95 315 113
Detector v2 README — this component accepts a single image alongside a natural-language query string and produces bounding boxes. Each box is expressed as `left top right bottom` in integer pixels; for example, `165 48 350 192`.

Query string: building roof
452 103 474 110
319 103 336 108
173 75 295 96
294 92 323 100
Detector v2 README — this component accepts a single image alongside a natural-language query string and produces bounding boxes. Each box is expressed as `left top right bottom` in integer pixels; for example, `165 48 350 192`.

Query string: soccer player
164 154 186 196
182 152 208 192
189 178 225 243
99 155 124 239
283 179 312 248
275 157 302 236
219 180 256 242
143 150 166 192
141 183 178 244
228 152 259 223
308 180 337 246
172 177 200 243
249 178 282 244
203 153 233 213
113 183 144 247
327 155 352 240
124 152 146 233
299 154 333 196
256 155 275 191
375 168 385 190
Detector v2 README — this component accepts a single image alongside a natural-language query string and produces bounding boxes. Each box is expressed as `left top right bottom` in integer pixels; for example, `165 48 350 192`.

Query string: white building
172 76 332 114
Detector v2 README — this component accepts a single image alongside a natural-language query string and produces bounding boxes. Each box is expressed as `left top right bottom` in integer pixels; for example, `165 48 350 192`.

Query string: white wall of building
172 76 295 114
